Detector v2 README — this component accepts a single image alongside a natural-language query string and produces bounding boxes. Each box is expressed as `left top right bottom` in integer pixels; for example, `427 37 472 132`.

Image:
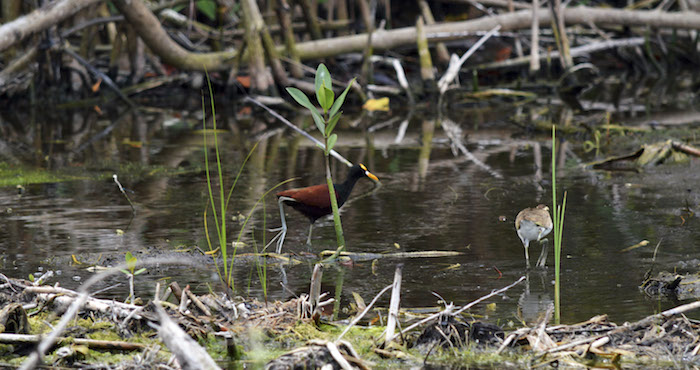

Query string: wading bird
515 204 553 268
273 164 379 253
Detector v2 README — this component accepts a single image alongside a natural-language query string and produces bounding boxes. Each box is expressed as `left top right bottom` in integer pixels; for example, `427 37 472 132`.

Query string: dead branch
0 333 146 351
0 0 101 52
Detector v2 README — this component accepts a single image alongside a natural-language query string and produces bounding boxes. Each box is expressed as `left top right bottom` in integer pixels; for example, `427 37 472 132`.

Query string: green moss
0 159 202 189
0 162 88 187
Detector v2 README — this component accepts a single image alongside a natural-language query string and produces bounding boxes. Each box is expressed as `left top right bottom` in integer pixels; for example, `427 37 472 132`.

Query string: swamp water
1 101 699 329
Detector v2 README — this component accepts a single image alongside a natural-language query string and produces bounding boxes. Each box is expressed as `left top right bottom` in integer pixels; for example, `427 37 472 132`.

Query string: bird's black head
347 163 379 182
334 163 379 207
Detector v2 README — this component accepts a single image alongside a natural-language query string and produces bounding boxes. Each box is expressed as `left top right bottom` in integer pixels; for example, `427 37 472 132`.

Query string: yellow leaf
362 97 390 112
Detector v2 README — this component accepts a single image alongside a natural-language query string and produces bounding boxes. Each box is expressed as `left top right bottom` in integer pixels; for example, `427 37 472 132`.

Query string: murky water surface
1 97 699 326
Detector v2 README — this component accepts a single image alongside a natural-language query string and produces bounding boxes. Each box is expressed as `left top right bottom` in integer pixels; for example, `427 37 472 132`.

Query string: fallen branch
0 333 145 351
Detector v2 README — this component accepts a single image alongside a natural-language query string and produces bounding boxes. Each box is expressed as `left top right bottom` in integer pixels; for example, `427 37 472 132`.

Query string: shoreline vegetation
2 262 700 368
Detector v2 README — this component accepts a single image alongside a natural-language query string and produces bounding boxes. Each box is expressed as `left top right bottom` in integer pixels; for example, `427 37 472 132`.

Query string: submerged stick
113 174 136 214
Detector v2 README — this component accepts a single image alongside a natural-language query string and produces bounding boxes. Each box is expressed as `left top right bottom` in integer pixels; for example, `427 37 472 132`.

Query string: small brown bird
273 164 379 252
515 204 553 268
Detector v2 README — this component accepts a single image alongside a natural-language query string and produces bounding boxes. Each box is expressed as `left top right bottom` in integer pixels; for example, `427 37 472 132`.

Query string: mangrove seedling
283 63 356 252
120 251 146 304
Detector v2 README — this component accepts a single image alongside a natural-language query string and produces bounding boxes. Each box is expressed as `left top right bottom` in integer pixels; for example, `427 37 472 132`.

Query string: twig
369 56 414 104
337 284 393 341
113 174 136 214
245 97 353 167
438 25 501 94
32 271 53 286
453 275 526 315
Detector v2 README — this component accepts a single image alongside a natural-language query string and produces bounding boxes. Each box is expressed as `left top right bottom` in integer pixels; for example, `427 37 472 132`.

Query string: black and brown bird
515 204 553 268
274 163 379 252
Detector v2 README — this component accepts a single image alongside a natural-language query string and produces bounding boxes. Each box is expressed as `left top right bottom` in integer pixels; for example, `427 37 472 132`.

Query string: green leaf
326 133 338 154
316 142 325 150
315 64 332 96
125 251 135 263
119 269 130 275
196 0 217 21
326 111 342 136
134 268 147 275
286 87 315 111
288 87 324 127
329 78 355 119
28 274 34 282
321 85 334 112
311 109 326 134
316 84 328 113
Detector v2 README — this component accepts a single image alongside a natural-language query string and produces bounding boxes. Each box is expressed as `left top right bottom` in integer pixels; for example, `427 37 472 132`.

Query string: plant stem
551 125 567 325
325 140 346 251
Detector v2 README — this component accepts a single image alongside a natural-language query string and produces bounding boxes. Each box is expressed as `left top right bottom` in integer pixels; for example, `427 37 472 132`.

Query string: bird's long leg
536 238 549 268
306 223 314 245
275 197 293 254
524 242 531 269
263 227 284 252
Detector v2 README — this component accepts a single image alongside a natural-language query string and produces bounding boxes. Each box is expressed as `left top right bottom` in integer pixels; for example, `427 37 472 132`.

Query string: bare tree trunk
336 0 349 36
277 0 304 78
108 26 124 80
416 16 435 83
241 0 274 92
507 0 524 58
358 0 375 85
296 0 323 39
417 0 450 63
550 0 572 69
2 0 23 59
247 0 289 87
530 0 540 73
126 24 146 84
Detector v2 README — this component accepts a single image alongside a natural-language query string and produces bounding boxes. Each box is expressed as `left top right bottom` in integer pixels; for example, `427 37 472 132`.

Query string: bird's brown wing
276 184 333 208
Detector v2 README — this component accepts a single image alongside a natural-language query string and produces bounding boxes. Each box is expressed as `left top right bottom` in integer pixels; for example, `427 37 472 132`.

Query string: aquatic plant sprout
551 125 568 324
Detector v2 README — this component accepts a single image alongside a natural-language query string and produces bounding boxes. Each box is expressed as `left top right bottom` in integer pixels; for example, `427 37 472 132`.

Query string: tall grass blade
552 125 567 324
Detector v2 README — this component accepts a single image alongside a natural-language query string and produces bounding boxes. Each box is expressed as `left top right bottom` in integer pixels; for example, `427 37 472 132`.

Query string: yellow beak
366 171 379 182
